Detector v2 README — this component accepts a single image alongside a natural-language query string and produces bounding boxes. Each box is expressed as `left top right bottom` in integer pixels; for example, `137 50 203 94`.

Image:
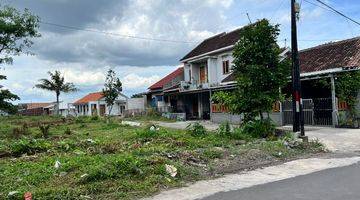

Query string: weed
91 115 99 121
186 122 207 137
39 124 51 138
239 119 275 138
10 139 51 156
217 121 231 137
64 127 72 135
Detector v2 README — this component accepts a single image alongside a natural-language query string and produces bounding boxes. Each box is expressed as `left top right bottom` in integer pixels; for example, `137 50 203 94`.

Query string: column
331 74 338 127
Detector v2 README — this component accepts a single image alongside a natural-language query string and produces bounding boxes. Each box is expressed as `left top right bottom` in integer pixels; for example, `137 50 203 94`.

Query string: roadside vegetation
0 116 325 199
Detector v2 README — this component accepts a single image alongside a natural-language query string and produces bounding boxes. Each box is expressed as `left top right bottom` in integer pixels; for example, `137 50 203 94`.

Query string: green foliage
64 127 72 135
217 121 231 137
0 5 39 113
186 122 207 137
335 71 360 120
0 5 40 64
10 138 51 156
91 115 100 121
39 124 50 138
0 75 20 114
102 69 123 115
212 19 291 122
35 71 78 115
12 123 31 138
238 119 276 138
136 126 159 139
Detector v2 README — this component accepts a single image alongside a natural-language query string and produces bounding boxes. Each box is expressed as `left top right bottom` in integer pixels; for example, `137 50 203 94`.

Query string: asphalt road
202 161 360 200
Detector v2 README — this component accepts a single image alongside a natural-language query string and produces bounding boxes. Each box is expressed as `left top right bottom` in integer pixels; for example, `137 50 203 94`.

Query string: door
199 65 207 83
100 105 106 116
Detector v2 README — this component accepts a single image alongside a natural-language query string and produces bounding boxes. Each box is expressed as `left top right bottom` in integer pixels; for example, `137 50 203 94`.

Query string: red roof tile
148 67 184 90
26 103 52 109
299 37 360 73
74 92 104 104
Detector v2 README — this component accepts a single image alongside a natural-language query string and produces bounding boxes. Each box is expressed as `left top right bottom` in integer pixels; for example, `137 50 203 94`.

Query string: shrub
239 119 275 138
12 123 31 138
136 125 159 139
64 127 72 135
39 124 51 138
232 128 255 141
91 115 99 121
217 121 231 137
10 139 51 156
186 122 207 137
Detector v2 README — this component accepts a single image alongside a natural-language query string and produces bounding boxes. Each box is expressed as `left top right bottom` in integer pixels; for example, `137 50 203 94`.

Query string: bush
91 115 100 121
39 124 51 138
239 119 275 138
64 127 72 135
217 121 231 137
186 122 207 137
136 125 159 139
12 123 31 138
10 139 51 156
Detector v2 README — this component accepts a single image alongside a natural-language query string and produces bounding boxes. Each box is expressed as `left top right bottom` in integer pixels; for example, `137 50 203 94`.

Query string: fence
124 106 173 117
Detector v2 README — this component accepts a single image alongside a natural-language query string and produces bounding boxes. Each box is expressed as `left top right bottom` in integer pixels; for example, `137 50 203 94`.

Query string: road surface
202 161 360 200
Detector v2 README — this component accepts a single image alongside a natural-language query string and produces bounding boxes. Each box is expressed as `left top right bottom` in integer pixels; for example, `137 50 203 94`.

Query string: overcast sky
1 0 360 103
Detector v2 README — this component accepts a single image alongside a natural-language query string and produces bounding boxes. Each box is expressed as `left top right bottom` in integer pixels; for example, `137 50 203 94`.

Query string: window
222 60 230 74
188 69 192 81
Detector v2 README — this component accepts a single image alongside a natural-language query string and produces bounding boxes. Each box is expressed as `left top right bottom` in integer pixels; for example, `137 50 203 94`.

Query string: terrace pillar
330 74 339 127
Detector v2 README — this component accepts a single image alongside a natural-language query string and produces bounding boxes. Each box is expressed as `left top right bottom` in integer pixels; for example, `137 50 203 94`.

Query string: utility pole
291 0 306 139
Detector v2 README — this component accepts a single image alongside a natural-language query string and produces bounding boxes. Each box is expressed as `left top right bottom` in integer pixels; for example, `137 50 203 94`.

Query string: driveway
281 126 360 153
154 121 360 153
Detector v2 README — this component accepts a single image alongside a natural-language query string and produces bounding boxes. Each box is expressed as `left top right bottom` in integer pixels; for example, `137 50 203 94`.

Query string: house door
100 105 106 116
199 65 207 83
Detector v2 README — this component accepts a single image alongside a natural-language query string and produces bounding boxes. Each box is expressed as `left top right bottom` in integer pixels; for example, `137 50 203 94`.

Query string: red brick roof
74 92 104 104
148 67 184 90
26 103 52 109
299 37 360 73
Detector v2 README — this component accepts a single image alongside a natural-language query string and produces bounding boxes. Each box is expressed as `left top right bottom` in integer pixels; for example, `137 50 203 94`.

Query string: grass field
0 116 325 199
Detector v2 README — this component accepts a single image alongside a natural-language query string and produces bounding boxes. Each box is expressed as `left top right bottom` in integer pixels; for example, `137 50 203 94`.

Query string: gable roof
74 92 104 104
148 67 184 90
299 36 360 73
221 37 360 83
180 28 243 61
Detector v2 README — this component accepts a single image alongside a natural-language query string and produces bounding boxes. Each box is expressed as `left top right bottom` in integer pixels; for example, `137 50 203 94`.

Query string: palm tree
36 70 78 115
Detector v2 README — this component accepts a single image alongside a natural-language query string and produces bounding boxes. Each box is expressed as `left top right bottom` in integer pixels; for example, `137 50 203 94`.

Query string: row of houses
146 26 360 127
16 25 360 127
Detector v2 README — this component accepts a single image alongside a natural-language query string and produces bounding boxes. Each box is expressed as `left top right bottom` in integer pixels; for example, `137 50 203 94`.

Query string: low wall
211 112 282 126
127 97 146 110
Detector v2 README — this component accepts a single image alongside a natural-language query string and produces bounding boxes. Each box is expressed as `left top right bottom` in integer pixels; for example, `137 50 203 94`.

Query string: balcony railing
180 81 210 91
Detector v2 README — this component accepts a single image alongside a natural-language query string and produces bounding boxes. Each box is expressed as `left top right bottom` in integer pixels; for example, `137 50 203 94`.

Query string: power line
302 0 332 12
309 0 360 26
39 21 198 44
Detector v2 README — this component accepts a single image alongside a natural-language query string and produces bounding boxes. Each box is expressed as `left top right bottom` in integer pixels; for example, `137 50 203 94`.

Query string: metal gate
282 98 333 126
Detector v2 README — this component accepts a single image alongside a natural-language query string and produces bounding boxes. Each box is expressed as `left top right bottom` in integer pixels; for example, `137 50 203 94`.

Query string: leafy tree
0 75 19 113
0 5 40 113
212 19 291 122
102 69 122 115
35 71 78 115
335 71 360 121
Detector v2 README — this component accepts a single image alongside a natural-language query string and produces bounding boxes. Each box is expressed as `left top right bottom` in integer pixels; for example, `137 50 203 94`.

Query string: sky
0 0 360 104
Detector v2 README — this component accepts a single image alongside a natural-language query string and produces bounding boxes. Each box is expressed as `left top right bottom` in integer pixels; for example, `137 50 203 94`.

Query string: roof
221 37 360 83
148 67 184 90
299 36 360 73
26 103 52 109
180 28 244 61
74 92 104 104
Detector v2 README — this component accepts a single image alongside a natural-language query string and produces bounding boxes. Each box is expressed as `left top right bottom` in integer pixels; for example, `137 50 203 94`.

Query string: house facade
74 92 128 116
147 67 184 112
160 26 360 126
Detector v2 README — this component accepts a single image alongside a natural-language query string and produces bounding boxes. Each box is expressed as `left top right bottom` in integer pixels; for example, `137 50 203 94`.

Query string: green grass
0 116 325 199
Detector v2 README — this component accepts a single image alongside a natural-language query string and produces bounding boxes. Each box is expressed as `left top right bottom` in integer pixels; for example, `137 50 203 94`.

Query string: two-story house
162 28 242 121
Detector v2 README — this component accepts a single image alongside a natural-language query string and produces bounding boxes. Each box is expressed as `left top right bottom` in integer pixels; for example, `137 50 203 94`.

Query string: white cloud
122 73 160 89
60 68 106 85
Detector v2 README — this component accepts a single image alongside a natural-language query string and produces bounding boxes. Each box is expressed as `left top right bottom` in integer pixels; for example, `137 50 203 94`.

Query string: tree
0 5 40 113
102 69 122 116
35 71 78 115
131 93 144 98
0 75 19 114
212 19 291 122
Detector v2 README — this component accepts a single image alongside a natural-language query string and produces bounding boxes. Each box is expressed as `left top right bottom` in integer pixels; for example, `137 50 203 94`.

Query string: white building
74 92 128 116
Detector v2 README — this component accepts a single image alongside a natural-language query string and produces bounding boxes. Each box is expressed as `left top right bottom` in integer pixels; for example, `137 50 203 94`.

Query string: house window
188 69 192 81
222 60 230 74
